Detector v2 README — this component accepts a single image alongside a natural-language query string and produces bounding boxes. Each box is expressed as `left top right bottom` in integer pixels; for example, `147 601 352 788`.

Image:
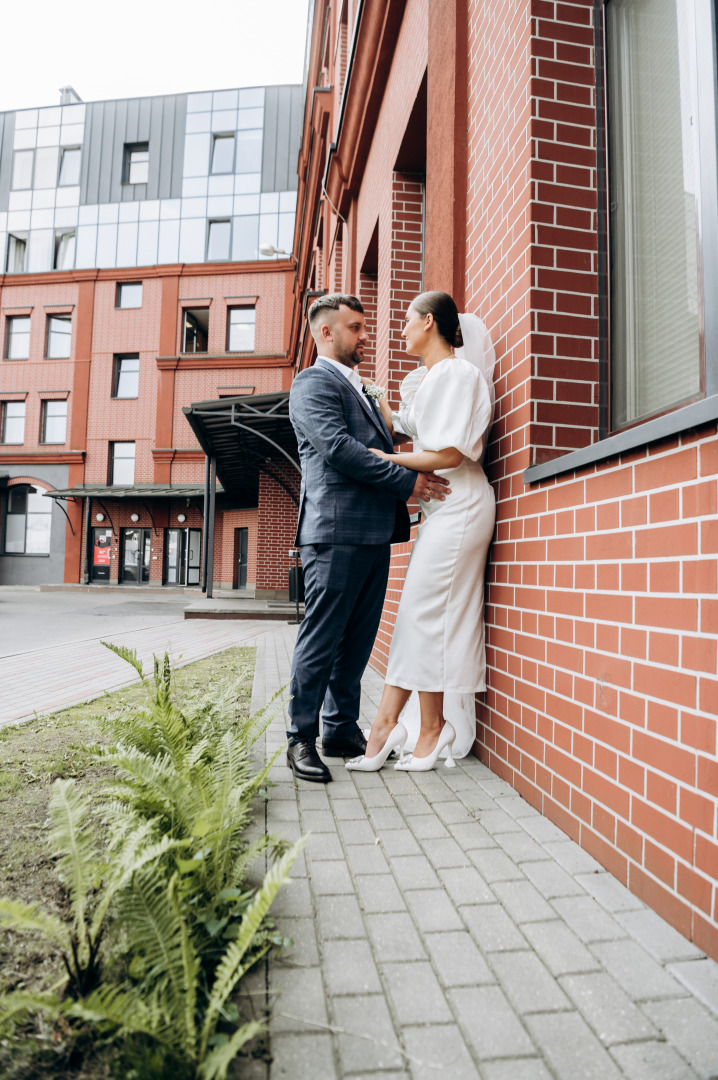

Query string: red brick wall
255 470 299 594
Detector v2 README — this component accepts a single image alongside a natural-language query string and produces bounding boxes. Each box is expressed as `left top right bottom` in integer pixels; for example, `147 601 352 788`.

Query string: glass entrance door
235 527 248 589
165 528 202 585
91 527 113 581
121 528 151 583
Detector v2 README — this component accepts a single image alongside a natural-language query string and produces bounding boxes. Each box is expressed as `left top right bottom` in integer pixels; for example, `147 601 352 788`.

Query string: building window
211 134 235 174
110 442 135 485
1 402 25 444
604 0 711 430
207 220 231 262
182 309 209 353
54 230 76 271
34 147 59 189
124 143 149 185
6 234 27 274
5 316 31 360
58 146 81 186
116 282 143 308
11 150 33 189
47 315 72 358
113 354 140 398
4 486 52 555
227 307 256 352
41 400 67 444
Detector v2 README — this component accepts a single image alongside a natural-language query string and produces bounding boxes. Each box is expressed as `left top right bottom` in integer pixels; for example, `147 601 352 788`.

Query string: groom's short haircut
308 293 363 328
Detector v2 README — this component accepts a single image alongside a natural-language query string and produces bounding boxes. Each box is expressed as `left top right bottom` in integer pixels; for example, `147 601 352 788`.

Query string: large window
211 134 235 174
41 400 67 444
54 230 76 271
4 486 52 555
227 307 256 352
47 315 72 358
603 0 715 430
58 146 81 186
183 309 209 353
5 317 31 360
1 402 25 444
113 354 140 398
124 143 149 185
11 150 33 189
207 220 231 261
6 234 27 274
110 442 135 485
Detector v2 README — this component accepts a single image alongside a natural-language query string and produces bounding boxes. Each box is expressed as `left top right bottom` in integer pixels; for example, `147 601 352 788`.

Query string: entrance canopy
182 392 298 508
46 483 216 499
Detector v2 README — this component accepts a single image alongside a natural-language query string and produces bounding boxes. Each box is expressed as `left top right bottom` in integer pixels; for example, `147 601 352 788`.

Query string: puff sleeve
391 366 427 438
413 357 492 461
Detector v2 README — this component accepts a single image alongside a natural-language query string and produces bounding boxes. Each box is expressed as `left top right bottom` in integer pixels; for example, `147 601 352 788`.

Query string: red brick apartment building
0 84 302 594
288 0 718 959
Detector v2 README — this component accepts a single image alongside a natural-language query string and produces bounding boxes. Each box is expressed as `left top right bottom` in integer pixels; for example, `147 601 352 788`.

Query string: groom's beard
335 345 363 368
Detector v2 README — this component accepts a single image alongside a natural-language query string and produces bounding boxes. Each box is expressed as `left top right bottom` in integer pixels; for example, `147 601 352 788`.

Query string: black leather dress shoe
321 728 367 758
287 741 332 783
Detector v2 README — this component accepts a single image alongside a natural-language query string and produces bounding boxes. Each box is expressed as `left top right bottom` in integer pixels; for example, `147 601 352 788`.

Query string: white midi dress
385 356 496 759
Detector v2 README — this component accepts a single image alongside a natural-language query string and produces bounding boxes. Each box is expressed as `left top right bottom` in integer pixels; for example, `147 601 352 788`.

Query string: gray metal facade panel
274 90 292 192
111 99 128 203
261 87 280 193
81 102 103 204
147 95 165 200
287 85 301 190
0 111 15 213
169 95 187 200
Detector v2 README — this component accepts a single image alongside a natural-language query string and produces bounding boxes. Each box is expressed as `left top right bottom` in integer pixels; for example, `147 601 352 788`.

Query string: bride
347 290 496 773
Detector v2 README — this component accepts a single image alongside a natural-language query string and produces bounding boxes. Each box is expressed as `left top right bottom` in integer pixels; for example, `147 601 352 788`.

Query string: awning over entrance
182 392 298 509
45 483 218 499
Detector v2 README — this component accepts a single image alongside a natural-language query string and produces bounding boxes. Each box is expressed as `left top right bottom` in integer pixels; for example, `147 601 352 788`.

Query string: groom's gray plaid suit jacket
289 358 416 546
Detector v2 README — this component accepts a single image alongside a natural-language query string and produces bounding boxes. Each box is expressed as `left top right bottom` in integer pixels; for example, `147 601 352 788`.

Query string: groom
286 293 449 782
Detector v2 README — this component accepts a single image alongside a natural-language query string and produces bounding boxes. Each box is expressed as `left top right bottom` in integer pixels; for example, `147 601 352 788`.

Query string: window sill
523 394 718 485
1 553 50 558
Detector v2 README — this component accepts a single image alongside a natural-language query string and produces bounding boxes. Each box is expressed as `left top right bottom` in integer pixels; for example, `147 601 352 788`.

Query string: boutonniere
363 383 386 402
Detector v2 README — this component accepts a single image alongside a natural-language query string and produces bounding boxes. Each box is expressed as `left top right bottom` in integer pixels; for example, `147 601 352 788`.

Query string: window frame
182 308 210 354
109 441 136 486
123 142 149 186
5 233 27 274
4 316 31 360
116 282 143 309
112 353 140 399
226 305 256 353
3 485 52 556
1 401 25 445
40 399 67 445
206 219 232 262
46 314 73 359
211 133 236 175
58 146 82 187
525 0 718 484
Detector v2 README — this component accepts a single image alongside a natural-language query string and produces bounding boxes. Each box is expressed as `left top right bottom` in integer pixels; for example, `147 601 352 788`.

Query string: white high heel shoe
345 723 408 772
394 722 457 771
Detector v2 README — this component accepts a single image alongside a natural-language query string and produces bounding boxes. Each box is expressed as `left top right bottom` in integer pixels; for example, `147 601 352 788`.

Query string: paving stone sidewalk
248 625 718 1080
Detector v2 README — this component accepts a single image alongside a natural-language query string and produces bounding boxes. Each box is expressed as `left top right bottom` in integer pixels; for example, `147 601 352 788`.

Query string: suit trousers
288 542 391 742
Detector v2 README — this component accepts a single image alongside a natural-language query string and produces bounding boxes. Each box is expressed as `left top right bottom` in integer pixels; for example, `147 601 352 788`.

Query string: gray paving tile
551 895 629 944
269 1032 335 1079
299 809 337 832
560 971 658 1044
377 830 423 857
390 854 441 891
270 877 313 917
493 830 551 864
424 930 494 987
493 793 544 820
575 870 645 913
368 807 407 831
404 889 464 933
420 836 472 869
591 940 691 1000
315 894 367 939
472 808 523 835
543 840 603 875
323 938 382 996
269 966 328 1033
448 820 495 849
297 788 330 810
490 950 571 1014
462 903 529 953
473 847 526 882
618 909 705 963
358 786 395 808
522 921 599 976
338 818 377 844
356 873 407 914
274 916 320 966
449 985 536 1058
344 843 390 875
526 1011 623 1079
382 961 453 1026
365 913 427 963
407 814 450 840
669 958 718 1018
492 879 555 924
610 1040 699 1080
306 831 345 861
437 865 494 906
481 1061 554 1080
401 1024 478 1080
520 815 573 845
333 994 405 1073
309 859 355 895
393 794 431 817
642 997 718 1077
433 800 479 824
522 858 585 899
333 798 367 820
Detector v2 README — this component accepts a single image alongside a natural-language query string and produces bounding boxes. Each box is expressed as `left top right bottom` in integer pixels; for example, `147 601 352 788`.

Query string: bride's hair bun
411 291 461 350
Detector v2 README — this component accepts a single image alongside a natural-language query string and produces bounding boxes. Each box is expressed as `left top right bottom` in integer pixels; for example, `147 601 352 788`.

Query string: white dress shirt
317 354 374 413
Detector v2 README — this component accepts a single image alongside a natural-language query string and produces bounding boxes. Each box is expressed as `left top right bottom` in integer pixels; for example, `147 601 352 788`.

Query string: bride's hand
369 448 390 461
360 376 376 387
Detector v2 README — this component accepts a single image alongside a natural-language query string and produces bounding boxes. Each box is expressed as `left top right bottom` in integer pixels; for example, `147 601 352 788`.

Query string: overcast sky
0 0 312 113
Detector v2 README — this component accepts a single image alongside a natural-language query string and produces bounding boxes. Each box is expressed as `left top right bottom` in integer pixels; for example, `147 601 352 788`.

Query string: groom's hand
412 472 451 502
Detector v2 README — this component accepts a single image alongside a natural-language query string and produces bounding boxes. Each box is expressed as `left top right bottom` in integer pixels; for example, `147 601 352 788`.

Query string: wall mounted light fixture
95 513 105 522
177 513 186 523
130 513 139 522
